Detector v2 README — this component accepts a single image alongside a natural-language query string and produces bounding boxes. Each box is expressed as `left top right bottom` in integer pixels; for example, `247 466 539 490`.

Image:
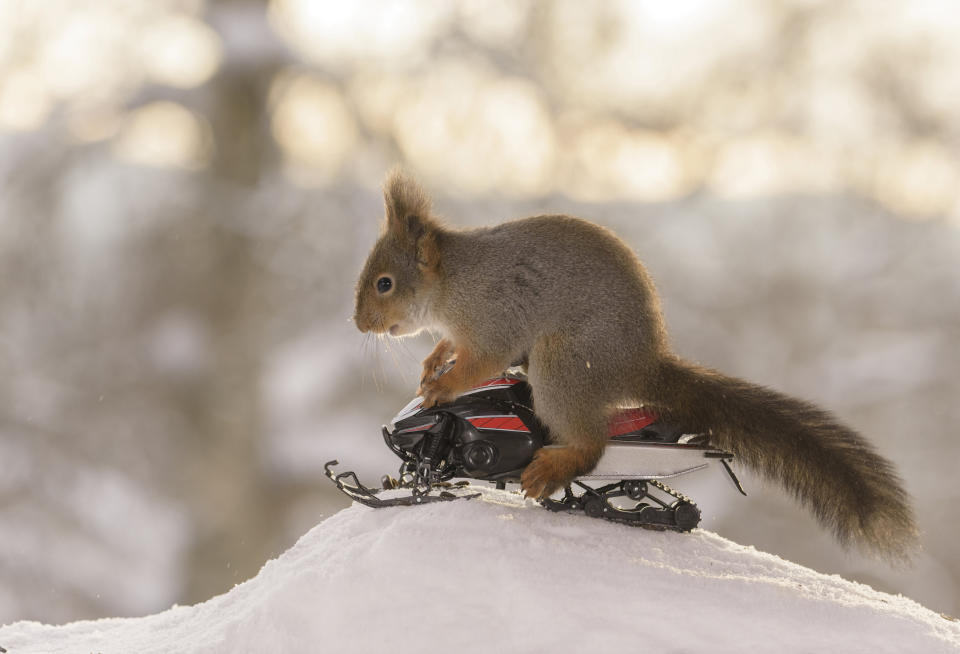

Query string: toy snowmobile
326 374 745 532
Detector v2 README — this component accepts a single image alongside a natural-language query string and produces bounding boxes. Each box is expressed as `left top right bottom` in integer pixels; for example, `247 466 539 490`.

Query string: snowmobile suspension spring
422 432 442 462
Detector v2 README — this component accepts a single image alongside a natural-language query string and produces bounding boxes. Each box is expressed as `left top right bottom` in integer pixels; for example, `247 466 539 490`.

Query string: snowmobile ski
324 461 479 508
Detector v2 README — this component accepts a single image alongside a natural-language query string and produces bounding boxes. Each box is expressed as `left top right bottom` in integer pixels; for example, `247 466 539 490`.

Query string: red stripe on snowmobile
608 408 659 437
468 416 530 432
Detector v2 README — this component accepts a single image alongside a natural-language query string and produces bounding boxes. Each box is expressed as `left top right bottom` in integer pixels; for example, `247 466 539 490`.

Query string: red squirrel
353 169 918 561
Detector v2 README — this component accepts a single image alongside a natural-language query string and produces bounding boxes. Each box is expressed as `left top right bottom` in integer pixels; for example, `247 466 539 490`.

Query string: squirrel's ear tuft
382 168 442 272
383 167 433 237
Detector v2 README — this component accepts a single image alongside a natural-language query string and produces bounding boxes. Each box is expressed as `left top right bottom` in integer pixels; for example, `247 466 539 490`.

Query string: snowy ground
2 487 958 654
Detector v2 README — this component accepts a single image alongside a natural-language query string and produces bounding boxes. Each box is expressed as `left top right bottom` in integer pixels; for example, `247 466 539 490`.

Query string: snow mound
2 487 958 654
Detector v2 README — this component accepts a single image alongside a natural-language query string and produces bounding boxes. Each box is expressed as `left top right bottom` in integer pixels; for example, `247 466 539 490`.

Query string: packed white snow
2 487 958 654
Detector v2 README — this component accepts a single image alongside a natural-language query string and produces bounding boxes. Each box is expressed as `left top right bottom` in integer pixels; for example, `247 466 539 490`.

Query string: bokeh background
2 0 959 624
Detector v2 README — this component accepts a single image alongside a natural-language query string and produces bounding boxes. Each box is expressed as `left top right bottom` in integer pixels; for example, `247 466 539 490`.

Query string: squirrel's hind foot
521 446 600 499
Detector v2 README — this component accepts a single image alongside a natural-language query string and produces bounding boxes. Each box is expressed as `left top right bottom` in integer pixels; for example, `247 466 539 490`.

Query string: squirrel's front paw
420 340 455 387
418 375 459 408
420 358 455 388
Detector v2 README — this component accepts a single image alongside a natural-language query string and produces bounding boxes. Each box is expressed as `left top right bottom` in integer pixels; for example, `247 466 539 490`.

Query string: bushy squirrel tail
650 356 919 562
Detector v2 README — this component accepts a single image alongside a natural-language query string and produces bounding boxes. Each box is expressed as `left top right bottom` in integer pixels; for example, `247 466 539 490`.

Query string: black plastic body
384 376 687 483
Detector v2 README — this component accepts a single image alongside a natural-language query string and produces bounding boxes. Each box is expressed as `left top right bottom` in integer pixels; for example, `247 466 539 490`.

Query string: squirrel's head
354 170 442 337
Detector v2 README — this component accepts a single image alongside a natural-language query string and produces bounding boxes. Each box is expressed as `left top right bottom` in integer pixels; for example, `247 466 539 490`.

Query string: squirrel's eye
376 276 393 294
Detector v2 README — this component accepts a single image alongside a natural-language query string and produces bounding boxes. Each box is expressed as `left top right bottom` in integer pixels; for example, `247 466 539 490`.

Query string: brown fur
353 169 920 562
